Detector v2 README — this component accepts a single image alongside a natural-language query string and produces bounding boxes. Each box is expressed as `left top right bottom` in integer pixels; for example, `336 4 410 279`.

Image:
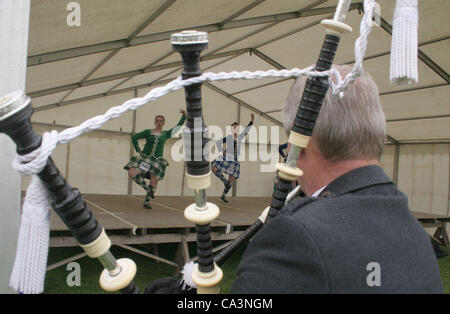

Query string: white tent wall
397 144 450 217
23 78 449 207
363 143 450 220
19 134 449 215
23 80 291 198
380 144 395 181
21 124 130 195
0 0 30 293
67 131 130 195
236 143 280 196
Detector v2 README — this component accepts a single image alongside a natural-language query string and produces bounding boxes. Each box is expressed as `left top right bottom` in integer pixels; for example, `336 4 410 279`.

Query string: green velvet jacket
132 115 186 157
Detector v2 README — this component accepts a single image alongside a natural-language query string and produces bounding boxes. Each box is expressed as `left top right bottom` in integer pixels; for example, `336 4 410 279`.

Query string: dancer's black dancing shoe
220 195 229 203
143 202 152 209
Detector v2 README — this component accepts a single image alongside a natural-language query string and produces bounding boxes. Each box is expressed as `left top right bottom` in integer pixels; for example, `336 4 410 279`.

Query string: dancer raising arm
124 109 186 209
212 113 254 203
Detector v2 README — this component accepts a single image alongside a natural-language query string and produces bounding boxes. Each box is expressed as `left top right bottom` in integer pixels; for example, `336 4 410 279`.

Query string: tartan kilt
212 158 240 179
124 154 169 180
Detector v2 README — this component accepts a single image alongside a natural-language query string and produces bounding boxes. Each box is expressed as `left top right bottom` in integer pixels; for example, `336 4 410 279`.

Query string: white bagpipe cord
9 131 58 294
390 0 419 85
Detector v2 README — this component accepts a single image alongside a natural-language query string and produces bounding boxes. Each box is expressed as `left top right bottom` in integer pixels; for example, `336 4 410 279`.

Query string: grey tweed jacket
231 165 443 293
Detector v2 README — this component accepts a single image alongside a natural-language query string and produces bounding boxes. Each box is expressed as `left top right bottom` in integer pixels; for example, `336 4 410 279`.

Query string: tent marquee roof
26 0 450 144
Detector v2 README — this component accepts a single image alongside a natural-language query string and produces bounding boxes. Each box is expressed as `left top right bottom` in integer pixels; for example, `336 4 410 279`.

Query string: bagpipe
159 0 354 293
0 92 140 294
0 0 417 294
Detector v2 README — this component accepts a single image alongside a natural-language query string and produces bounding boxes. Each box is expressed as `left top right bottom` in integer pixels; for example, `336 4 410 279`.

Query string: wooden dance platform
50 195 271 242
412 211 450 255
48 195 272 270
46 195 450 270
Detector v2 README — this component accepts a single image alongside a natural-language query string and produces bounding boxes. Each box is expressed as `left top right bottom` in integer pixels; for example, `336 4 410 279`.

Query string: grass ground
437 251 450 293
44 242 245 294
44 244 450 294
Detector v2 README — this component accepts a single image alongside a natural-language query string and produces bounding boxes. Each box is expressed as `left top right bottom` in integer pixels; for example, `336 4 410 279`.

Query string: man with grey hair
230 65 443 293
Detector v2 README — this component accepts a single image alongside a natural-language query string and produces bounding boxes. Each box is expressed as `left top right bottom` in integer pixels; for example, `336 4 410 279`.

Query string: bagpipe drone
0 0 418 294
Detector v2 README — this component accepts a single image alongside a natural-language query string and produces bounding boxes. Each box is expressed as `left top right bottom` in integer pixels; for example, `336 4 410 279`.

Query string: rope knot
12 130 59 175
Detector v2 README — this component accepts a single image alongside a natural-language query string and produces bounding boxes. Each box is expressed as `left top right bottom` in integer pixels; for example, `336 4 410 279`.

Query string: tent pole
232 104 242 197
393 144 400 187
127 89 138 196
0 0 31 293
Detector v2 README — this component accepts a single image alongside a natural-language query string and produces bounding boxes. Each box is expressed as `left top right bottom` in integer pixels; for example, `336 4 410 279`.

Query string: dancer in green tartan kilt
124 109 186 209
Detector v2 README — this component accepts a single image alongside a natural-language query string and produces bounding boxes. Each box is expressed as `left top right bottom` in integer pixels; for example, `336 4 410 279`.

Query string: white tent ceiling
25 0 449 144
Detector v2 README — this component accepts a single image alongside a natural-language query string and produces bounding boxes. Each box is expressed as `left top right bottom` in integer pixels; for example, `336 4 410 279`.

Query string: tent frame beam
26 2 450 145
58 0 178 103
26 12 332 100
27 2 355 67
28 48 252 98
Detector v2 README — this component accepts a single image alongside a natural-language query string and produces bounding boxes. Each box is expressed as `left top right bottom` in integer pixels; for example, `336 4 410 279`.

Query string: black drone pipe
171 31 223 294
211 0 354 266
267 2 353 220
214 185 304 266
214 219 264 267
0 92 139 294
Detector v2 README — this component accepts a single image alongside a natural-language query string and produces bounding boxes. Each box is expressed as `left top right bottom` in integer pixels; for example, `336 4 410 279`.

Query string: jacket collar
319 165 393 198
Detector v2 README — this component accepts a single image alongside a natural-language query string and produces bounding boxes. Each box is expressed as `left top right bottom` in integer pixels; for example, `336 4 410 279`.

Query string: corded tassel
390 0 419 85
9 176 51 294
180 261 198 290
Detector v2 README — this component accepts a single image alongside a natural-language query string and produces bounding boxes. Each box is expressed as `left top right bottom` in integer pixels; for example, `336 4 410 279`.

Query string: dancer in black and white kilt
212 113 254 202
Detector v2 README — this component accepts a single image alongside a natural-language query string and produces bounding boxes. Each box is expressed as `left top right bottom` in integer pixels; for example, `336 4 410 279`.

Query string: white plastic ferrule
171 30 208 45
321 19 353 36
0 90 30 121
184 202 220 225
186 171 211 190
79 228 112 258
192 263 223 294
276 163 303 181
99 258 137 292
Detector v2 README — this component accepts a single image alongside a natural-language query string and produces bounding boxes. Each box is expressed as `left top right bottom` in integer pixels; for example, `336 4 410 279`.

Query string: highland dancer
212 113 254 202
124 109 186 209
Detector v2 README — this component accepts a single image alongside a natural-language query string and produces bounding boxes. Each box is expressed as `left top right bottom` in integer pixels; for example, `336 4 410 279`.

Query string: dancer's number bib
139 161 150 172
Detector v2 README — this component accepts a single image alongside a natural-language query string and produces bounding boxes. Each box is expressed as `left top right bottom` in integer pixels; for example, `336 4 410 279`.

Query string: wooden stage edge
48 195 273 270
46 195 450 270
50 195 272 246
